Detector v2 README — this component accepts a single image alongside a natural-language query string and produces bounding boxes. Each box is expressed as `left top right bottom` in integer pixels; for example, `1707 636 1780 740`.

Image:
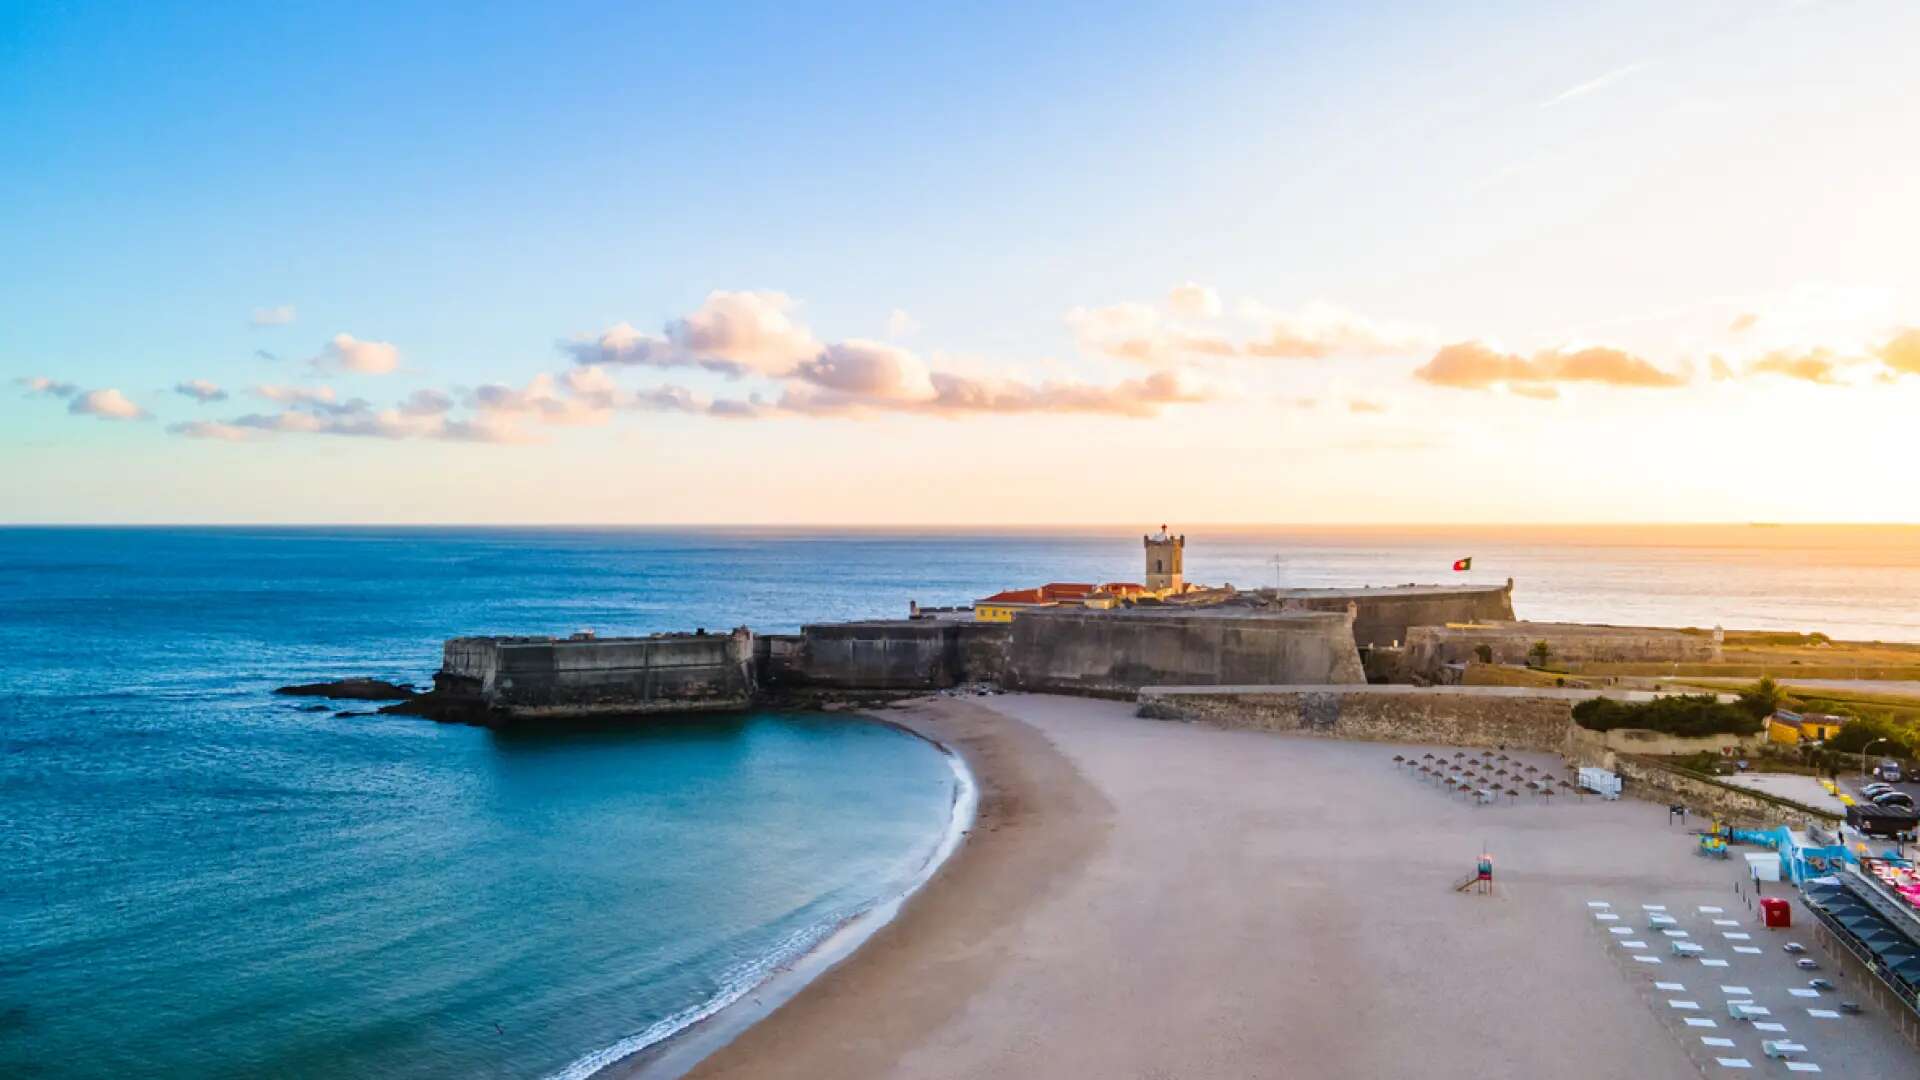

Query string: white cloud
791 340 936 402
250 304 297 327
886 308 922 339
68 388 149 420
18 376 79 398
1168 282 1222 319
173 379 228 403
310 333 400 375
1240 301 1431 359
668 290 818 373
254 383 338 406
168 420 256 441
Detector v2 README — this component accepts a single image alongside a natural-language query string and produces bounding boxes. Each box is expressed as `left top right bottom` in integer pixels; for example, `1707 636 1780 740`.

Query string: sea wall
1007 610 1365 696
757 620 1011 691
1136 684 1596 752
434 630 755 720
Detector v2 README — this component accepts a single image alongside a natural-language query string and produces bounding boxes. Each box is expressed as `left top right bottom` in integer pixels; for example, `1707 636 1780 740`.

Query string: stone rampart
435 629 755 720
1009 610 1364 696
1135 684 1592 752
1406 620 1719 673
1271 583 1516 649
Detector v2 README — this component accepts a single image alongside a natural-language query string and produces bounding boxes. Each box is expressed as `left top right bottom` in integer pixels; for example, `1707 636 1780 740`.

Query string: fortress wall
957 621 1012 684
1405 622 1719 672
437 631 755 719
1287 585 1515 649
1007 611 1365 696
1136 684 1595 753
790 621 962 690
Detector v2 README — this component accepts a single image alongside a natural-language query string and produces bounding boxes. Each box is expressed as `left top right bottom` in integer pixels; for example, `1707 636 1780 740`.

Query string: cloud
68 388 149 420
560 291 820 378
250 305 297 327
1539 60 1650 109
1347 398 1388 414
469 373 610 426
791 340 936 402
310 333 400 375
1746 348 1845 384
1507 384 1561 401
397 388 454 416
18 376 79 398
1728 312 1759 334
1067 302 1238 362
1241 301 1429 360
253 349 281 363
254 383 338 406
1168 282 1222 319
168 420 256 441
918 369 1209 418
1413 341 1686 392
1878 328 1920 376
886 308 922 339
670 290 819 372
173 379 228 403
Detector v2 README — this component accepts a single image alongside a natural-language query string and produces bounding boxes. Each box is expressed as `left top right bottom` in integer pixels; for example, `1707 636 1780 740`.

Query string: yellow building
1767 710 1846 745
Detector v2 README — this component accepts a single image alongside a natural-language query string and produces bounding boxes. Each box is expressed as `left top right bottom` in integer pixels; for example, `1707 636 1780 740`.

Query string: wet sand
677 692 1722 1079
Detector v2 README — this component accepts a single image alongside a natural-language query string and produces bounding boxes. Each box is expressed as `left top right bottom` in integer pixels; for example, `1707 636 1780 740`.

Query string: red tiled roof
1095 582 1148 595
979 588 1050 604
1039 582 1096 599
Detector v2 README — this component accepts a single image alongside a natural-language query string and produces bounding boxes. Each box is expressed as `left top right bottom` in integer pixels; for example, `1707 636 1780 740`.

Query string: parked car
1872 791 1915 810
1864 782 1895 796
1875 760 1905 782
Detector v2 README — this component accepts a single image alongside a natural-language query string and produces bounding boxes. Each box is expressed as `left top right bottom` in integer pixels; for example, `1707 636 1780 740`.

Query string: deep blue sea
3 525 1917 1078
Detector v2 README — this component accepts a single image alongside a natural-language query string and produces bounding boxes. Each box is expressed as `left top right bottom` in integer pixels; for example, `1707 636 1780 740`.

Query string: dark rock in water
332 710 375 718
274 678 417 701
297 703 332 713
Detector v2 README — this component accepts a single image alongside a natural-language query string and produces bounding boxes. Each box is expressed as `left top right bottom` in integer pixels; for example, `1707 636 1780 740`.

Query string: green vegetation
1527 640 1553 668
1735 675 1783 720
1572 694 1764 737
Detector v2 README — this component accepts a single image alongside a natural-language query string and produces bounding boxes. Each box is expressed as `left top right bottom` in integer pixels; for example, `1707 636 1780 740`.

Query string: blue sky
5 1 1918 523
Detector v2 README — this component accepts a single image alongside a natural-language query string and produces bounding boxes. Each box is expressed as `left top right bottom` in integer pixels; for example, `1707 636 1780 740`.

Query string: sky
4 0 1918 525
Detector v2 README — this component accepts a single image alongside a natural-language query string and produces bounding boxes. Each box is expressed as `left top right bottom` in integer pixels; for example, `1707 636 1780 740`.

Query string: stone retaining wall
1135 684 1598 753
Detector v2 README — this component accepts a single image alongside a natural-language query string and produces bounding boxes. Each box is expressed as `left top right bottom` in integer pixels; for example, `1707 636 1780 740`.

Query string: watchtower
1144 526 1184 593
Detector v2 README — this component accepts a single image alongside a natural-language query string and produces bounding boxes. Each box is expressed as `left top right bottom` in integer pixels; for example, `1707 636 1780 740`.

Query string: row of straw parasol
1392 749 1588 803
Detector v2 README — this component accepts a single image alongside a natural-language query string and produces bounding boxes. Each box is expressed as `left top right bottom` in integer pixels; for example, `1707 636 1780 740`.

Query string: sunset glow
4 1 1917 523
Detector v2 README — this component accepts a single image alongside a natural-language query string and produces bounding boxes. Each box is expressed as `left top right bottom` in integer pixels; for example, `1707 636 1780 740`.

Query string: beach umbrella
1393 754 1406 767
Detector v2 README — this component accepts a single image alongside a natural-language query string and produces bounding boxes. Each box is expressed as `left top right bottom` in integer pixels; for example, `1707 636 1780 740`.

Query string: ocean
3 524 1917 1078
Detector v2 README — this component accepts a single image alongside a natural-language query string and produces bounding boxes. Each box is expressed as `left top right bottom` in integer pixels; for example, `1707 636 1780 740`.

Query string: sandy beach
666 691 1799 1079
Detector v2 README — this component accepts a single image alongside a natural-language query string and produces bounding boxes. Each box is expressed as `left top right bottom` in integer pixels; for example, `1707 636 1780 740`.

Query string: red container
1761 897 1792 929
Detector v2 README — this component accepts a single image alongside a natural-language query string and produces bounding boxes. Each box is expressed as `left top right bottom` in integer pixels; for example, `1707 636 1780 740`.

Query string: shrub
1736 676 1783 720
1572 694 1765 737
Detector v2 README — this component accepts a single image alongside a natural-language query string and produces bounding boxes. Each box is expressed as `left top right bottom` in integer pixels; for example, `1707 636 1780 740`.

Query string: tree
1736 676 1783 720
1474 644 1494 664
1527 640 1553 668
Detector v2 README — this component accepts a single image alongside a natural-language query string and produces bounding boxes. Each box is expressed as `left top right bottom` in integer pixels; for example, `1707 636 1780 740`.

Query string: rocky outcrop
275 678 417 701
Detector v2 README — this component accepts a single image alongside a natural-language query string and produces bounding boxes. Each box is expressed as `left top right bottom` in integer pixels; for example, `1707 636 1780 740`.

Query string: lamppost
1861 737 1890 778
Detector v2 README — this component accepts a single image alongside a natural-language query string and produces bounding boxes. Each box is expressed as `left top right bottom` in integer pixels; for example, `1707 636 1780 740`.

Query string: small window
1154 559 1162 572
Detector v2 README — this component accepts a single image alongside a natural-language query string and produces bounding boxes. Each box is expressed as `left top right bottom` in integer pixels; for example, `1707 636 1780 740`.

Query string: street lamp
1861 737 1891 777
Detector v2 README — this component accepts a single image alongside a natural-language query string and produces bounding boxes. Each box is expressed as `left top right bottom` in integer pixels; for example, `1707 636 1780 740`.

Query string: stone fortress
426 529 1705 723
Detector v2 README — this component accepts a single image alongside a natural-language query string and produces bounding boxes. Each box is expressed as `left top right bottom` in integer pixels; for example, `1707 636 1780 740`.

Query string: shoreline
575 703 986 1080
669 694 1112 1079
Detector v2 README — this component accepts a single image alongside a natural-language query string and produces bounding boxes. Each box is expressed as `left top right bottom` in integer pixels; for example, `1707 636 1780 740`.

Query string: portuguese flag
1452 557 1472 572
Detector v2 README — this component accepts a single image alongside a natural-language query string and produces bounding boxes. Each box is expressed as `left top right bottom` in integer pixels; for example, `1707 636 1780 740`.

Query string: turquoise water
4 524 1917 1078
0 530 961 1079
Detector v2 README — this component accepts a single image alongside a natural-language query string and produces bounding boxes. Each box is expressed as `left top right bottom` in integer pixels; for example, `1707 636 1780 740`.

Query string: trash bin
1761 897 1792 929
